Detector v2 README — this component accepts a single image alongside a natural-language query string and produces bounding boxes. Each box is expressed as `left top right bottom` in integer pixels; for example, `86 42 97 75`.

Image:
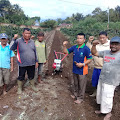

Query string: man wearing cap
0 33 15 95
91 36 120 120
10 28 38 94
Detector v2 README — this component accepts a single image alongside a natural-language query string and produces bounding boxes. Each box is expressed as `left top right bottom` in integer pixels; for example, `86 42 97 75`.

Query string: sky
9 0 120 21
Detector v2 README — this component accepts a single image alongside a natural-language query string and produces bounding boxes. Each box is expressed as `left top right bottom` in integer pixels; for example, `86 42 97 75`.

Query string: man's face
110 42 120 53
22 30 31 41
76 35 85 45
37 36 44 42
1 38 8 45
99 35 108 44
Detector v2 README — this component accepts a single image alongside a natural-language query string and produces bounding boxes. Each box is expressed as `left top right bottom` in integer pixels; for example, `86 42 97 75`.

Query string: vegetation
0 25 42 41
0 0 41 26
0 0 56 36
0 0 120 43
60 6 120 44
40 19 57 29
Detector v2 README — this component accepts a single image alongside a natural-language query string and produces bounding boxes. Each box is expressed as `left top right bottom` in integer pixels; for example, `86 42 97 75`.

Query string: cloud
9 0 120 20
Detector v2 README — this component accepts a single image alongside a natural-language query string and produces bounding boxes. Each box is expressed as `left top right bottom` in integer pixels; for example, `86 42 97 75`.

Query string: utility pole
107 7 110 29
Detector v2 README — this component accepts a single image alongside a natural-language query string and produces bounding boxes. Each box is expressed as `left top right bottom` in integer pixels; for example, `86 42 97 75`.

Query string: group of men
0 28 47 94
63 32 120 120
0 28 120 120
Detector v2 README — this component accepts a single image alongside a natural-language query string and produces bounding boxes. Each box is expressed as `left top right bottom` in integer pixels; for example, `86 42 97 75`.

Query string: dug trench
0 30 120 120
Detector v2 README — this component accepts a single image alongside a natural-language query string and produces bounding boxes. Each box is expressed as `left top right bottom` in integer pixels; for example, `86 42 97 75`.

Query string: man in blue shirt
63 33 92 104
0 33 15 95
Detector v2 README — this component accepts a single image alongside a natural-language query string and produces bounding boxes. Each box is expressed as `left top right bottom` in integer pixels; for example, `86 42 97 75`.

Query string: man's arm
10 34 18 50
76 59 92 68
91 40 100 56
63 41 68 54
34 43 38 68
86 36 94 50
10 57 14 72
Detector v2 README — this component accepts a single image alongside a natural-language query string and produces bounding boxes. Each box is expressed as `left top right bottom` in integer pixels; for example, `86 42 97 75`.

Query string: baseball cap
0 33 8 39
110 36 120 43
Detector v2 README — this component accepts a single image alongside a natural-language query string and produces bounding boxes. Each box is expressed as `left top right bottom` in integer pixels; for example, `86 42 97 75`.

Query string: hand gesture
63 41 68 47
76 62 84 68
89 36 94 42
31 35 35 39
92 40 100 46
14 34 18 40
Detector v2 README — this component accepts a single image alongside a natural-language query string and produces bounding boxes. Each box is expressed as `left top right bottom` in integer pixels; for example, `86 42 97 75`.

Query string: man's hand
63 41 68 47
14 34 18 40
31 35 35 39
44 60 48 64
10 66 14 72
89 36 94 42
76 62 84 68
92 40 100 46
35 62 38 68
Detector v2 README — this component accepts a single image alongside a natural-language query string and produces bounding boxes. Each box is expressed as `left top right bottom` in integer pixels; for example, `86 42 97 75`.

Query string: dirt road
0 30 120 120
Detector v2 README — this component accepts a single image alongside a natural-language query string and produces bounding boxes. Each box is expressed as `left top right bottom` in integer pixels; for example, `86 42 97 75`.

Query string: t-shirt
67 43 92 75
98 50 120 86
35 40 47 63
10 37 38 67
0 44 15 69
86 40 110 69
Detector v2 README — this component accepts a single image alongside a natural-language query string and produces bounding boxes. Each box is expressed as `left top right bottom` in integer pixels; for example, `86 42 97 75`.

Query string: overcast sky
9 0 120 21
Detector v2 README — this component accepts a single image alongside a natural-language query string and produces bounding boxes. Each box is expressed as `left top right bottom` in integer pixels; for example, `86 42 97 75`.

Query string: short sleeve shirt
67 43 92 75
98 50 120 86
35 40 47 63
0 44 15 69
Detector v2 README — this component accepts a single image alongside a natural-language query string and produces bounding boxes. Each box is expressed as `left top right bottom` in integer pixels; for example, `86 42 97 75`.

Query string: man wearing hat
0 33 15 95
91 36 120 120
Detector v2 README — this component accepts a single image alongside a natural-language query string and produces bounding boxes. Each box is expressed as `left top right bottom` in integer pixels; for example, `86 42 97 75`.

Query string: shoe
17 80 23 94
38 75 43 83
24 79 30 87
89 90 96 97
30 79 38 92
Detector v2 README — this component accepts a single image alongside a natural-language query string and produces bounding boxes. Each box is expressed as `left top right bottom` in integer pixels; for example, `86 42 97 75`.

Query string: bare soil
0 30 120 120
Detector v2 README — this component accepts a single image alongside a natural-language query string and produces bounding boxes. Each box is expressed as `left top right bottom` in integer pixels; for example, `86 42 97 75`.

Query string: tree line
60 6 120 43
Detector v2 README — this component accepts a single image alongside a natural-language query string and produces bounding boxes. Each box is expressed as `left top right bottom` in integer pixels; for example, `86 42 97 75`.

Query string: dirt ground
0 30 120 120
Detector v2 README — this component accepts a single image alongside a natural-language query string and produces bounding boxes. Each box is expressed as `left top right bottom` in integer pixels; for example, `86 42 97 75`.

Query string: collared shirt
0 44 15 69
67 43 92 75
10 37 38 67
98 50 120 86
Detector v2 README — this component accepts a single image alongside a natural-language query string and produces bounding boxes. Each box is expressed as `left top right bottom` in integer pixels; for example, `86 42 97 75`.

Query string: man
10 28 38 94
63 33 92 104
0 33 15 95
86 31 110 97
91 36 120 120
35 32 48 83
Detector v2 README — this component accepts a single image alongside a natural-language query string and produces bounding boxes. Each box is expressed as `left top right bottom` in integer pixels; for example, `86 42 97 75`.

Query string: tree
74 13 84 21
41 19 57 28
0 0 11 17
115 6 120 21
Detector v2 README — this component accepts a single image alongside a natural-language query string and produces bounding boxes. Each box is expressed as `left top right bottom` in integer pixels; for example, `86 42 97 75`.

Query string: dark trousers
73 73 87 100
18 65 35 81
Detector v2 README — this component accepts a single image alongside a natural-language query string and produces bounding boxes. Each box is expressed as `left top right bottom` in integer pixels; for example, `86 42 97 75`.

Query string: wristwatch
83 63 85 66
